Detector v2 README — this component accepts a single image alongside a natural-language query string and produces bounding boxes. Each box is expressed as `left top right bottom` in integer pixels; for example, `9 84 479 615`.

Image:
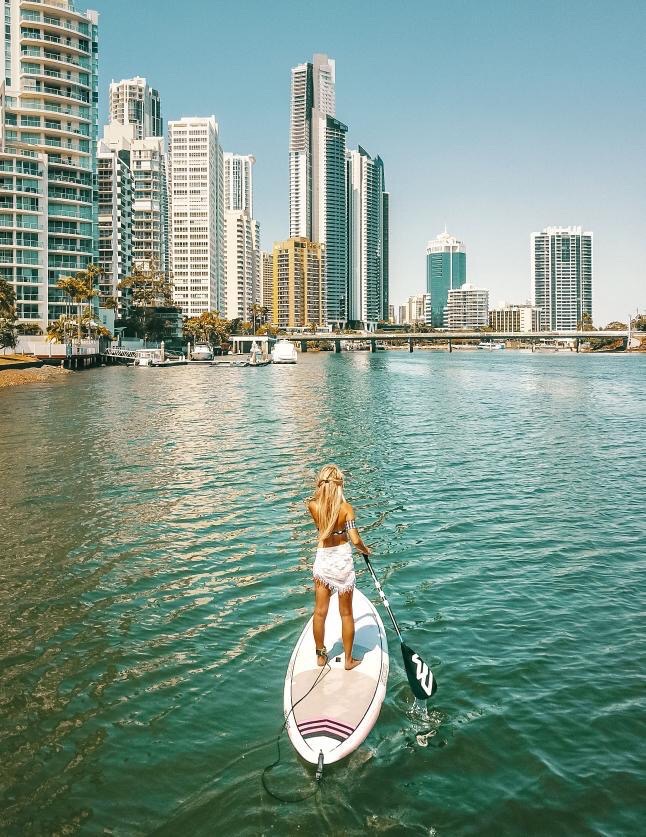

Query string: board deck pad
284 589 389 765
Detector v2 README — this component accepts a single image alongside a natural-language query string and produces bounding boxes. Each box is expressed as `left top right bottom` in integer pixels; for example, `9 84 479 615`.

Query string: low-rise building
489 302 542 332
444 283 489 329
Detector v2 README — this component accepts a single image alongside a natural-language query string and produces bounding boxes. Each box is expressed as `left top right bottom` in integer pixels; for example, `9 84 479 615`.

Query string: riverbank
0 363 71 389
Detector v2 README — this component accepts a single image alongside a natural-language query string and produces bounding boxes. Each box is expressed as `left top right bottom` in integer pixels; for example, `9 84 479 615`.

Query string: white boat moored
271 339 298 364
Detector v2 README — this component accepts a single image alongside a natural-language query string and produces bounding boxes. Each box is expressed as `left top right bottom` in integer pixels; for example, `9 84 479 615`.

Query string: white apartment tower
97 130 132 306
531 226 593 330
223 152 259 321
109 76 162 139
224 152 254 215
289 54 347 325
289 56 335 239
130 135 167 273
168 117 224 317
0 0 99 330
444 284 489 329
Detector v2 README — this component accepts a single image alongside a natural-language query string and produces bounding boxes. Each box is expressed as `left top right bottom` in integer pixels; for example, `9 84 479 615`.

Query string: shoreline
0 364 72 390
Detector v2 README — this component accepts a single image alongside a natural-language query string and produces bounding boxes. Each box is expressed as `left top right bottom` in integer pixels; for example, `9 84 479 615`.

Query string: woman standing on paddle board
306 464 371 671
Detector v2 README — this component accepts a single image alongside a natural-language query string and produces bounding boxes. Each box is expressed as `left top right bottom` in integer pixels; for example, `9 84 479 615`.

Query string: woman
306 464 371 671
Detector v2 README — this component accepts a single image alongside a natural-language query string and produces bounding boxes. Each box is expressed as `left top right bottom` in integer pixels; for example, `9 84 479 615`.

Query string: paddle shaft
362 554 404 643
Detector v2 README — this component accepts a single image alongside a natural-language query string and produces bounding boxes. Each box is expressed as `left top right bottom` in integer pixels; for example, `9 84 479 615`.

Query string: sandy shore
0 365 71 390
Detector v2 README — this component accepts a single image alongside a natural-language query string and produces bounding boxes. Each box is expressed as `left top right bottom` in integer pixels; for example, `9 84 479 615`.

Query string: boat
271 338 298 364
132 348 187 367
533 338 575 353
133 348 162 367
189 342 214 362
478 341 505 350
247 340 272 367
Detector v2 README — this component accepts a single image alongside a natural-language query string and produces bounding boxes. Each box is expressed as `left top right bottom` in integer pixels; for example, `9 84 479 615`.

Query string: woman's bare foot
345 657 361 671
316 649 327 667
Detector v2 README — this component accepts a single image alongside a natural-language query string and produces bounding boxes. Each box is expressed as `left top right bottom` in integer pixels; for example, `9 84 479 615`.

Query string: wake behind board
284 588 389 766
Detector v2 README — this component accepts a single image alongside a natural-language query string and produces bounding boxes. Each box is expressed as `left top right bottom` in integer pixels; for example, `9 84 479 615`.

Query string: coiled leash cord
261 660 330 803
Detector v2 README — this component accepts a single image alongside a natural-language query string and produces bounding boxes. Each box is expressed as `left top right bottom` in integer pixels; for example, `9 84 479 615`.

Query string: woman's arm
344 503 371 555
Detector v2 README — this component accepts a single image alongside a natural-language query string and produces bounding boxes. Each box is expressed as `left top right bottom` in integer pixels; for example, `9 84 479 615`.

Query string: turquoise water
0 352 644 836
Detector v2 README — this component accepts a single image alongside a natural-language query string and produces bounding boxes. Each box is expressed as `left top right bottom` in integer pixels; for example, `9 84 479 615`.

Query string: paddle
362 553 437 700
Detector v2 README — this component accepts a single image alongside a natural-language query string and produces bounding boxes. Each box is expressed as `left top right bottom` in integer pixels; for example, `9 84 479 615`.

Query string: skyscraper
223 153 260 320
346 147 389 329
0 0 99 330
426 231 467 327
109 76 162 139
261 251 273 308
531 226 593 330
289 54 348 325
168 117 224 317
289 54 335 241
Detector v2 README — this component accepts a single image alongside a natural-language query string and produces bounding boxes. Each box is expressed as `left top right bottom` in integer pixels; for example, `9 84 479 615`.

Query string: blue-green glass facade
426 250 466 327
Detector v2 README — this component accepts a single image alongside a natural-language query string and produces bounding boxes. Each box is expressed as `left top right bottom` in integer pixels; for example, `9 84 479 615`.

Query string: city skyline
94 1 644 324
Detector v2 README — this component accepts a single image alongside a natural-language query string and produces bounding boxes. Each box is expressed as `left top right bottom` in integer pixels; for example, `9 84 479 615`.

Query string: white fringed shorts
313 542 355 594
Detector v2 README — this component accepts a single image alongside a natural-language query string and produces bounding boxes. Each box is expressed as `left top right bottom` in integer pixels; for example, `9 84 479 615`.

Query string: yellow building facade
271 238 326 328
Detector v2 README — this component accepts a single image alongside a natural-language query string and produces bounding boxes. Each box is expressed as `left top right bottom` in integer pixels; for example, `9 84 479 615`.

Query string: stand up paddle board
284 588 389 766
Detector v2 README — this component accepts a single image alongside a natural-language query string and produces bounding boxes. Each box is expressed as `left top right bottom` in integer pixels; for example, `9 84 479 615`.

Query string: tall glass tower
426 230 466 327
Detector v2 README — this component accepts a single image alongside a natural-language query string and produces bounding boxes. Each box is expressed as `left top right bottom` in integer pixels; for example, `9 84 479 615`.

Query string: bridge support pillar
301 340 308 353
335 339 342 353
409 338 414 353
371 339 376 353
448 339 452 353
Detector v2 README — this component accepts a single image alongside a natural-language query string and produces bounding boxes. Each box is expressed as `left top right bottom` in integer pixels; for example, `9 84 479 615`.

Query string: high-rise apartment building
289 54 348 326
531 226 592 330
223 152 260 320
131 135 167 273
0 0 99 329
97 130 131 307
346 146 388 329
272 237 324 328
426 230 467 327
489 302 542 332
261 250 273 308
224 210 259 321
168 116 224 317
223 152 254 215
444 283 489 329
323 116 347 326
289 54 335 240
109 76 162 139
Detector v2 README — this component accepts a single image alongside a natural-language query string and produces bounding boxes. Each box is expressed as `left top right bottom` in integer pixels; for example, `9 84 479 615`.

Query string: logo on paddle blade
411 653 435 696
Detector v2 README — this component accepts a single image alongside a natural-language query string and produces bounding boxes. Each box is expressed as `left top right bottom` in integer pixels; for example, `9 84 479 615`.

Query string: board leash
261 659 331 803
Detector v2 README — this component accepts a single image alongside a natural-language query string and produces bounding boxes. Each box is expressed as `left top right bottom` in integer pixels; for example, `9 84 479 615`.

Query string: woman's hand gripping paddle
362 553 437 700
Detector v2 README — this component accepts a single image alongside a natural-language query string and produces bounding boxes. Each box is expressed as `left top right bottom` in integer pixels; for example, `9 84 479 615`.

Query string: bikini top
329 519 357 536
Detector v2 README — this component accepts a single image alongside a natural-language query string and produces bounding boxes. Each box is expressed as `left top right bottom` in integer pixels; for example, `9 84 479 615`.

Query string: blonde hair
310 464 345 539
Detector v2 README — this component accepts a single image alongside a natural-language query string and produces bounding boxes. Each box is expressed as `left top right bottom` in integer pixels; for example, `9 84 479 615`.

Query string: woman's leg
338 588 361 670
313 580 332 665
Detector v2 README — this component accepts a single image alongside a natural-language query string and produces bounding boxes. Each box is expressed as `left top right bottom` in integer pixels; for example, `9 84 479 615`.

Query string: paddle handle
362 554 404 643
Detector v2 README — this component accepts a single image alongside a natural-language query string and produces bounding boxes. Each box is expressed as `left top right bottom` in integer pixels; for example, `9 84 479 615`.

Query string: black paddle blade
401 643 437 699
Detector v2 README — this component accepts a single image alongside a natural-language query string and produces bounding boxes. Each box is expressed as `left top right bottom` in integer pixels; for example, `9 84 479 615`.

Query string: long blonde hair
310 464 345 539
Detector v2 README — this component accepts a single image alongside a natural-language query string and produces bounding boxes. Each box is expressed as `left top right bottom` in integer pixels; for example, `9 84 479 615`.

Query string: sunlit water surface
0 351 644 836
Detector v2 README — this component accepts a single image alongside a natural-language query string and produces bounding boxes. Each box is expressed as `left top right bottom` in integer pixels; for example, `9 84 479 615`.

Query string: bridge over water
286 330 638 353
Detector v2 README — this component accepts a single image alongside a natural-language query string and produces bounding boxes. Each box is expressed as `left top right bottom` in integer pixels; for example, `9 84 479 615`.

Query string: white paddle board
284 588 389 766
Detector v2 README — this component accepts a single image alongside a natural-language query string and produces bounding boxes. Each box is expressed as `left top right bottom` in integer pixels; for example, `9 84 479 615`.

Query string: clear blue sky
96 0 646 325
